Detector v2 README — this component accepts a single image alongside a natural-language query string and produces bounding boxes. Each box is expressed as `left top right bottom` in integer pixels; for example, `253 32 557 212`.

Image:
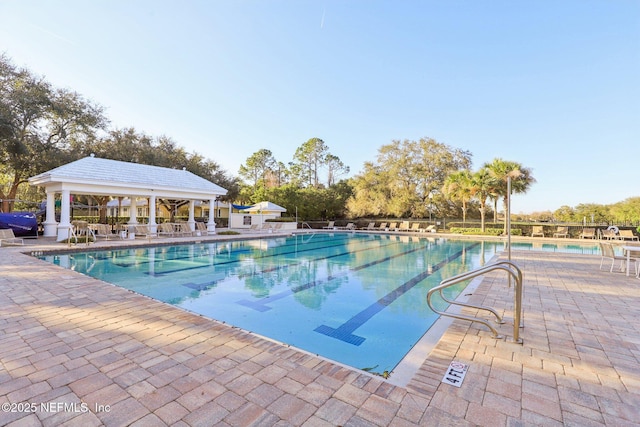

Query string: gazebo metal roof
29 155 228 200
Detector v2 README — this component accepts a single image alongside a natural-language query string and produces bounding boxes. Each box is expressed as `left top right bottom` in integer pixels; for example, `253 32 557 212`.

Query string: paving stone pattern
1 237 639 426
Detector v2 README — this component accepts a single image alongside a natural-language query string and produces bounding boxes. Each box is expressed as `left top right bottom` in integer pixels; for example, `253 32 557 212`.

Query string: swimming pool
38 234 599 376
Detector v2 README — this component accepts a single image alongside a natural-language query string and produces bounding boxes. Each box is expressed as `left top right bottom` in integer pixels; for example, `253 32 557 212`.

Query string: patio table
622 245 640 277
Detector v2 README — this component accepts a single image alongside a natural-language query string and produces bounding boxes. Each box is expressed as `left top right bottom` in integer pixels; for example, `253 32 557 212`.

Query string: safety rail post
427 260 523 343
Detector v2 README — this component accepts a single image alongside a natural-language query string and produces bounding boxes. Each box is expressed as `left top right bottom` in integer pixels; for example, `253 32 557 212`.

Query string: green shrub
59 236 95 244
217 231 240 235
265 217 296 222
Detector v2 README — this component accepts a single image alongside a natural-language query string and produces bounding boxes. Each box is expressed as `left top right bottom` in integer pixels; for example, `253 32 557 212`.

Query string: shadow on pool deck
1 233 639 426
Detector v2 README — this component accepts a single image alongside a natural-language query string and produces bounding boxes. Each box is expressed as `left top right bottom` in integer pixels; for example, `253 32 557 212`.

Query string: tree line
236 137 536 232
0 54 239 215
2 54 638 226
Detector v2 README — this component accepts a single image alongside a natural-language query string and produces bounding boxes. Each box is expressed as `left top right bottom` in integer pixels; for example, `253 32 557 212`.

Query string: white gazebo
240 201 287 214
28 155 228 241
229 201 287 229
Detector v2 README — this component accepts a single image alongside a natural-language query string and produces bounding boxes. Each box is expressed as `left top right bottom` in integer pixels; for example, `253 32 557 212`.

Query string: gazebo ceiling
28 155 228 200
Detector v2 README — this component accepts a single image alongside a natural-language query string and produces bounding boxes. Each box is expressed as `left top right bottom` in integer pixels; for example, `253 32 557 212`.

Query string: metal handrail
427 260 524 343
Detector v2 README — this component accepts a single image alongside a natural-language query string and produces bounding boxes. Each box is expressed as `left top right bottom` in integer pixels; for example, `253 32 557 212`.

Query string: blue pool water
38 234 599 374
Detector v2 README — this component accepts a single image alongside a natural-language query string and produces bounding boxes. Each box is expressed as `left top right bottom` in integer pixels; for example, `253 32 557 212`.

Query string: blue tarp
232 204 253 210
0 212 38 236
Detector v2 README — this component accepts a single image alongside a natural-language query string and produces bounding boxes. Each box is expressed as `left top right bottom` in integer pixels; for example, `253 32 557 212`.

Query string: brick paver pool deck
1 233 639 426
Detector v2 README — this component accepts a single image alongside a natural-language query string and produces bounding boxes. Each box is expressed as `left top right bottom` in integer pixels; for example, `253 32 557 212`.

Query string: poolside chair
619 229 639 241
376 222 388 230
257 223 272 232
134 225 158 240
421 225 437 233
599 229 619 240
175 222 194 237
323 221 336 229
0 228 24 246
158 222 176 237
552 226 569 238
398 221 411 232
195 222 209 236
360 222 375 230
599 242 632 273
93 223 117 240
338 222 356 230
531 226 544 237
410 223 421 232
579 228 596 239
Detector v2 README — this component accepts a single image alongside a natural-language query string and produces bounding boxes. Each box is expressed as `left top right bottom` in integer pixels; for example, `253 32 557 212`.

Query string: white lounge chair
158 222 176 237
579 228 596 239
600 229 619 240
93 224 117 240
134 225 158 240
336 222 355 230
323 221 336 229
421 225 437 233
531 226 544 237
176 223 194 237
398 221 410 232
552 226 569 238
619 229 639 241
0 229 24 246
195 222 209 236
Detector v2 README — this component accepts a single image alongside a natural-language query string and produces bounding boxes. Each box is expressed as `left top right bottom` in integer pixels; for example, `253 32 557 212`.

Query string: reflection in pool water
39 234 599 374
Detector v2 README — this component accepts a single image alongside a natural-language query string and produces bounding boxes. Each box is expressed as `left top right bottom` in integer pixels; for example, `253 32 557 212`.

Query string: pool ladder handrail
427 260 523 344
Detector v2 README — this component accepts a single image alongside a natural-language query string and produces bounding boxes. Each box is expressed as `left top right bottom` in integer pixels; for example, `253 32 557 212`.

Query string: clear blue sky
1 0 639 214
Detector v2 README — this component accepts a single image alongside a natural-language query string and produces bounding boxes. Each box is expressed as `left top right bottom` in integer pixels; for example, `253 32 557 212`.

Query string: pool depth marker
314 243 480 346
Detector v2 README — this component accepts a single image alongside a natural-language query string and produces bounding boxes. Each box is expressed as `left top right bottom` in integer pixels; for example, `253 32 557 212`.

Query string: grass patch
59 236 95 244
449 227 523 236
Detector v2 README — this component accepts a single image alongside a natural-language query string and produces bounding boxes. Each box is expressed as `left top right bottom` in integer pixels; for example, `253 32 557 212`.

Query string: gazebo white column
43 191 58 237
148 195 157 233
207 198 217 234
188 200 196 232
56 189 72 242
128 198 138 226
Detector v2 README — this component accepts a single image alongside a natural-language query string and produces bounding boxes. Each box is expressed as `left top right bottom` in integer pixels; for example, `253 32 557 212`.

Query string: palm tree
442 170 474 225
470 167 496 232
484 158 536 234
